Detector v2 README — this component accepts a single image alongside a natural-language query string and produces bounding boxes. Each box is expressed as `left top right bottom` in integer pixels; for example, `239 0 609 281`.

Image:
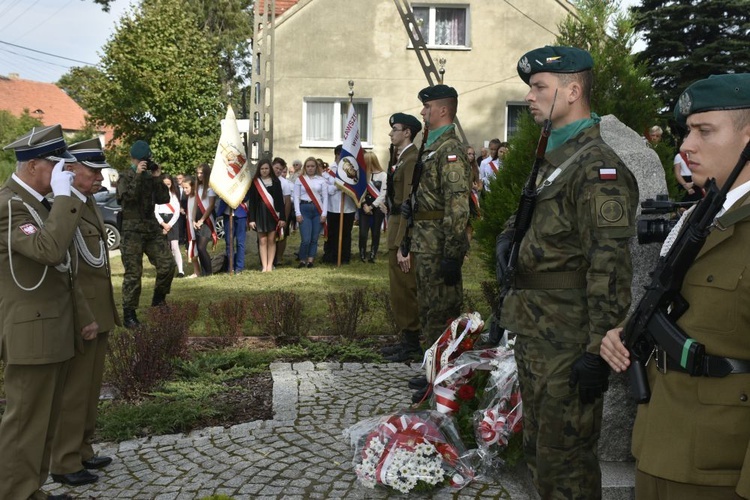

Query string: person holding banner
358 151 387 263
248 158 286 272
155 175 185 278
293 157 328 268
193 163 217 276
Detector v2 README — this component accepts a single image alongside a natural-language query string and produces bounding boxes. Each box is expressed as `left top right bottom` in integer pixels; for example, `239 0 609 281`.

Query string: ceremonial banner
209 105 251 209
335 104 368 208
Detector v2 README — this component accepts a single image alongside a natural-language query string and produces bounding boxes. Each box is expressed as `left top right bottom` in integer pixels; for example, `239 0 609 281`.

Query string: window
302 99 371 147
506 103 529 140
412 5 469 48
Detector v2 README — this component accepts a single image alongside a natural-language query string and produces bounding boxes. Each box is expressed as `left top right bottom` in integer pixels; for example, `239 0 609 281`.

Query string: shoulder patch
19 223 38 235
599 168 617 180
447 171 461 183
595 195 629 227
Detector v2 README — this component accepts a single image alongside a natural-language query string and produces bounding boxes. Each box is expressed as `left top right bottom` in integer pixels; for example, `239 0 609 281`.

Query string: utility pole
250 0 276 162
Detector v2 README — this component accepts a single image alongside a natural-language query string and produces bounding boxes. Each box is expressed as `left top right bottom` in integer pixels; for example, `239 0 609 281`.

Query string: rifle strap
536 138 602 193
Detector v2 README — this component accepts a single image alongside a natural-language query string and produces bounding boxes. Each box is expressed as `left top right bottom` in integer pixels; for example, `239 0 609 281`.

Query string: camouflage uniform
117 167 175 311
412 125 471 344
500 124 638 499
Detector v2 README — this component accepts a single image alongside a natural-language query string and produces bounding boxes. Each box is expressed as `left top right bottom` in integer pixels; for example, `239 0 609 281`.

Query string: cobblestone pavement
46 362 536 499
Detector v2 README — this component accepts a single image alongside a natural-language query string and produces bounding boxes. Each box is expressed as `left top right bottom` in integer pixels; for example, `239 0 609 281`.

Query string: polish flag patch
19 223 38 235
447 154 458 162
599 168 617 180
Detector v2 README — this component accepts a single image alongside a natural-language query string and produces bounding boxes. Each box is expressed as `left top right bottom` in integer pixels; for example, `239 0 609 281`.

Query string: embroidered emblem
518 56 531 74
678 91 692 117
600 199 624 224
447 171 461 183
599 168 617 180
19 223 37 235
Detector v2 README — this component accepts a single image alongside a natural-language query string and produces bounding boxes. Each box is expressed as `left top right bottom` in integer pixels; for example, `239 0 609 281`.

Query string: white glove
50 159 74 197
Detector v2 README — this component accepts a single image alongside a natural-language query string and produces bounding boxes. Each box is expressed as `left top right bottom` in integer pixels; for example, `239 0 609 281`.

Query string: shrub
107 301 198 400
205 296 249 347
247 291 306 346
371 290 399 336
326 287 370 340
480 280 502 319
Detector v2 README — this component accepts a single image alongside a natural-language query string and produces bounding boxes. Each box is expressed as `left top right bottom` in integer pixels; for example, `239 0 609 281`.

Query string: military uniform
0 125 92 499
628 73 750 499
412 123 471 344
386 115 421 338
502 47 638 499
117 141 174 322
51 139 122 480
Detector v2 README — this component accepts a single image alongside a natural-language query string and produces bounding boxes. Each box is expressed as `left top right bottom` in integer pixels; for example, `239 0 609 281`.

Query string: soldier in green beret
0 125 98 499
117 140 175 327
500 46 638 498
380 113 423 363
406 85 471 402
602 73 750 499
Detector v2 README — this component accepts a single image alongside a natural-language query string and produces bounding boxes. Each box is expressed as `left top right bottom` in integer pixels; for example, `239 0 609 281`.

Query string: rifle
624 140 750 403
500 94 556 297
385 143 397 214
400 123 429 257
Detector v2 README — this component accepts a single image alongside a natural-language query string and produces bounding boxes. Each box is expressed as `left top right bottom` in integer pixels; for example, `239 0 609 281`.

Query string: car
94 190 122 251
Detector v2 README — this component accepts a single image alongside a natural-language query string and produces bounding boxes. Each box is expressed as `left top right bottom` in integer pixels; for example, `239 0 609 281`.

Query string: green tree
473 0 663 273
57 66 105 111
632 0 750 113
0 110 43 183
83 0 224 173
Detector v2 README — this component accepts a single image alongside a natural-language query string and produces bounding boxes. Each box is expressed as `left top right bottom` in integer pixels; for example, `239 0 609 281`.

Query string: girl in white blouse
293 157 328 268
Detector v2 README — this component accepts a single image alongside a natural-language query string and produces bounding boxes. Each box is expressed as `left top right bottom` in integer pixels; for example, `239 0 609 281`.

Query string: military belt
654 346 750 377
513 271 587 289
413 210 444 221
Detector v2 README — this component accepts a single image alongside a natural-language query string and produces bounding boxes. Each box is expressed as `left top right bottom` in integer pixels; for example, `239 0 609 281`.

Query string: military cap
130 140 152 160
389 113 422 134
517 46 594 85
674 73 750 125
68 138 110 169
418 84 458 103
2 124 75 163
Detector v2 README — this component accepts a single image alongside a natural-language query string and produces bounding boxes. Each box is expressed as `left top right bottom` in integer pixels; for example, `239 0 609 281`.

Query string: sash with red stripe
470 191 481 218
299 175 327 238
254 178 284 240
196 187 218 246
186 196 197 260
366 180 380 200
490 160 499 174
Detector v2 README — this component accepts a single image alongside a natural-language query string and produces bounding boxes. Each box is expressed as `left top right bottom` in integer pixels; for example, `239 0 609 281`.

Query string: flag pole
228 208 235 275
337 80 355 267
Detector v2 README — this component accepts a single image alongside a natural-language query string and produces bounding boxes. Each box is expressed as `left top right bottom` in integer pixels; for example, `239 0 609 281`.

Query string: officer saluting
0 125 97 500
49 138 122 488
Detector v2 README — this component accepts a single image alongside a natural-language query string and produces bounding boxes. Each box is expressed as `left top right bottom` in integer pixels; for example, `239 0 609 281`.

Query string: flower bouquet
347 410 475 494
423 312 484 385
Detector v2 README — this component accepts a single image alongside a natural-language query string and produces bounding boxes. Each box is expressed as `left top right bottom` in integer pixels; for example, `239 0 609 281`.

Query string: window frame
411 4 471 50
301 98 373 149
505 102 529 141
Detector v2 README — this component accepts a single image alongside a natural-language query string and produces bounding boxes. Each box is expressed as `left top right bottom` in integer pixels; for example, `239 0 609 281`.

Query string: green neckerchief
130 163 138 172
547 113 600 152
426 124 454 148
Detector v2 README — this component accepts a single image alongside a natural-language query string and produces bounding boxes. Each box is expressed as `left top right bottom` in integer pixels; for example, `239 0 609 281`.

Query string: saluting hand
50 160 74 197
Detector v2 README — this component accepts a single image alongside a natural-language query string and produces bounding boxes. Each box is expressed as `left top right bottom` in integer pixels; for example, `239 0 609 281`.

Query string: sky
0 0 643 84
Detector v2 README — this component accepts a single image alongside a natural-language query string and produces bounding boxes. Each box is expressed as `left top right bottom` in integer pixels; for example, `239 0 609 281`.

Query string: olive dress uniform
0 180 90 499
411 122 471 345
387 142 420 335
51 139 122 479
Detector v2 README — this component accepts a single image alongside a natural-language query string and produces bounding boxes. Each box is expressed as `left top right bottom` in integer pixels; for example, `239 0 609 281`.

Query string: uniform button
707 275 714 283
36 312 41 317
741 394 748 402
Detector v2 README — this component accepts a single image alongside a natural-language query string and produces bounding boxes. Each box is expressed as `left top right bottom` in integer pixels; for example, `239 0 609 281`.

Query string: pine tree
633 0 750 112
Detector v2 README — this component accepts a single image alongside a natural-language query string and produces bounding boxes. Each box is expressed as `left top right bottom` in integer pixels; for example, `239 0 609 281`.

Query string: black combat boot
151 291 166 307
359 248 366 262
368 250 376 263
384 330 423 362
123 309 139 329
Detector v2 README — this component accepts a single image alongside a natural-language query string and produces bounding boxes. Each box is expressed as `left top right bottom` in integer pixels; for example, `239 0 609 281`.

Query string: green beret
389 113 422 134
418 84 458 103
517 46 594 85
130 140 151 160
2 124 75 163
674 73 750 125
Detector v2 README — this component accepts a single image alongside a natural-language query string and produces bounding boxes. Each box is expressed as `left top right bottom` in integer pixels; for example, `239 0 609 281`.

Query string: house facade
263 0 576 164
